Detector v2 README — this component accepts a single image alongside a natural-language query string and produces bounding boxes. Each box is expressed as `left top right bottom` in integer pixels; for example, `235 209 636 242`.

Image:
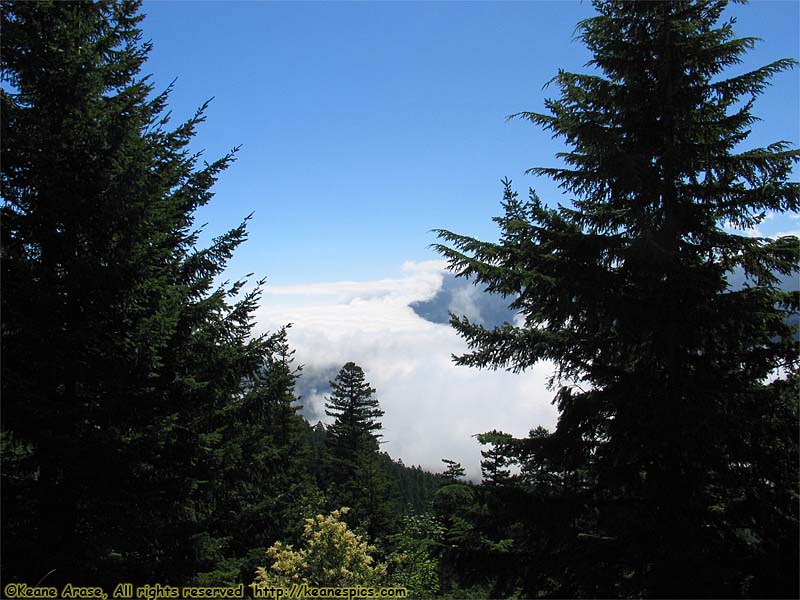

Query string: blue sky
140 1 800 475
141 0 800 286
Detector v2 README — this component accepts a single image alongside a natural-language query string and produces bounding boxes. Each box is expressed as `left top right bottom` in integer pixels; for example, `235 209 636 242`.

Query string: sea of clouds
254 260 558 481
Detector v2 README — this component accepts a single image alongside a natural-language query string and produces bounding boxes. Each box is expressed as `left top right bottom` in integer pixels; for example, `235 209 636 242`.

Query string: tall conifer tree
199 328 322 585
325 362 384 464
476 432 514 488
435 1 798 596
1 0 275 585
441 459 466 484
324 363 394 538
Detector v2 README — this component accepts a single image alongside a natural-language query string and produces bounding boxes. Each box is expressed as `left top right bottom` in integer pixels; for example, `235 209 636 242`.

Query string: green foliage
386 514 445 599
7 0 796 597
324 363 396 539
325 362 384 457
0 0 287 586
384 456 443 513
201 329 324 583
252 508 388 589
440 459 466 484
476 431 514 488
435 1 799 597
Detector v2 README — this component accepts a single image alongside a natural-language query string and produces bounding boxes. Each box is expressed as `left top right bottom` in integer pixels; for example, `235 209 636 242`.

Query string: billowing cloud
255 260 557 480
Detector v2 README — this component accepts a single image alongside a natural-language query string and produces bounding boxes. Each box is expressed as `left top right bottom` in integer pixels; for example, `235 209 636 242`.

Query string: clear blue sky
140 0 800 287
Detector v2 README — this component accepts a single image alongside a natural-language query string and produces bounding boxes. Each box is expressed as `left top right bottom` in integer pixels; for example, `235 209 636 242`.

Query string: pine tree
1 0 273 586
325 362 384 470
441 459 466 483
198 328 322 585
476 432 514 488
435 1 798 596
324 362 393 539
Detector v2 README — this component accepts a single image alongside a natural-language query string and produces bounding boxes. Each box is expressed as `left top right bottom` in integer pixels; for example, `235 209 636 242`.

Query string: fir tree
476 432 514 488
326 363 384 446
441 459 466 484
435 1 798 596
324 362 393 539
198 328 322 585
1 0 276 586
325 362 384 476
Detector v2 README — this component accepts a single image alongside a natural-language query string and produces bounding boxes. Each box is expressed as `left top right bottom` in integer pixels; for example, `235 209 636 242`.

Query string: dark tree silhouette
435 1 799 596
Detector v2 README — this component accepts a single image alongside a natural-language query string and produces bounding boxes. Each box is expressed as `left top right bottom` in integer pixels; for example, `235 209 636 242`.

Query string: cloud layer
255 261 557 480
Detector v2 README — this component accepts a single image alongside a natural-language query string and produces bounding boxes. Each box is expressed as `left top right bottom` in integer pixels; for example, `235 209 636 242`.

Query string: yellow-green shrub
252 508 387 590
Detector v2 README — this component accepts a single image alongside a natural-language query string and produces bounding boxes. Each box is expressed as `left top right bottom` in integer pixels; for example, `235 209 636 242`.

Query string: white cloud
255 261 558 480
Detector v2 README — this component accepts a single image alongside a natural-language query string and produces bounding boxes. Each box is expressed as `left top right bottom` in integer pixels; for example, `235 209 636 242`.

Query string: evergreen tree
308 420 330 489
324 362 393 539
441 459 466 484
243 329 322 547
1 0 274 586
325 363 384 448
197 328 322 585
435 1 798 596
325 362 384 480
476 432 514 488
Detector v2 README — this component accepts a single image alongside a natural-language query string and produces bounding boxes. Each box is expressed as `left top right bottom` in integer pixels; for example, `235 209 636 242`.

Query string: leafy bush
252 508 387 590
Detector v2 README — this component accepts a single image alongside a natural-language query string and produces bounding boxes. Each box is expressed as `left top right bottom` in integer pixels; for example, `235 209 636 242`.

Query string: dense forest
1 1 797 598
